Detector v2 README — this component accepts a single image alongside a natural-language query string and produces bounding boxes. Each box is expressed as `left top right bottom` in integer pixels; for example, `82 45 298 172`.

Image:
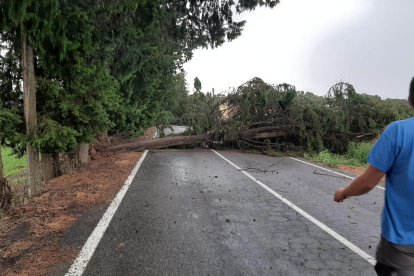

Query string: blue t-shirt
367 117 414 245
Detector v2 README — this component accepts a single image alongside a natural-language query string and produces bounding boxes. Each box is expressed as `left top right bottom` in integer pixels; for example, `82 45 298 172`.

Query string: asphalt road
63 149 385 276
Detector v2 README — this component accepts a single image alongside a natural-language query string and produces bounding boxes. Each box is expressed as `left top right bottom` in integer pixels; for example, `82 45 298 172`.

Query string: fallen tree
108 133 213 152
108 126 294 152
111 78 414 154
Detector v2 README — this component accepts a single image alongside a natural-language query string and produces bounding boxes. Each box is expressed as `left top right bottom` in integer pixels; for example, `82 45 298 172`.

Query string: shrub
345 142 373 164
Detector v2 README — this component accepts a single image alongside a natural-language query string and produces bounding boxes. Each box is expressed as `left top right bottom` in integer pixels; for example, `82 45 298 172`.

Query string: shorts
375 237 414 276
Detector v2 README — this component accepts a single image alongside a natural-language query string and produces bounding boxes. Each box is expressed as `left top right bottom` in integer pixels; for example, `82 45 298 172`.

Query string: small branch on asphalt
238 161 282 173
313 170 348 179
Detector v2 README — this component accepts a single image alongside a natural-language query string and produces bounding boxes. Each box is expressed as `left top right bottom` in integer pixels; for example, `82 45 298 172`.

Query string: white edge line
289 157 385 191
66 151 149 276
211 149 376 266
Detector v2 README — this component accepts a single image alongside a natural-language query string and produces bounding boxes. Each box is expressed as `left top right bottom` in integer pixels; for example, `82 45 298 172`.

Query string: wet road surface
64 149 384 276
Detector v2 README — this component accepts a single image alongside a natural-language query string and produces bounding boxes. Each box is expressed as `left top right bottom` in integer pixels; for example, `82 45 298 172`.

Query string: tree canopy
0 0 280 155
0 0 282 201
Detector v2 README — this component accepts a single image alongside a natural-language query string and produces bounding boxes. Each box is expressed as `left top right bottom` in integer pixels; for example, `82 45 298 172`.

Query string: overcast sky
183 0 414 99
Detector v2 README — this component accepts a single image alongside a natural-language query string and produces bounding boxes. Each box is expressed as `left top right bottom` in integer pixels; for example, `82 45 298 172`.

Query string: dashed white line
211 149 377 265
289 157 385 190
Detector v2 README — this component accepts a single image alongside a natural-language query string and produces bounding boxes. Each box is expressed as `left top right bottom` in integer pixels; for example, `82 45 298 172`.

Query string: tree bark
52 153 62 177
107 129 291 152
108 133 213 152
21 24 42 198
78 143 89 164
0 145 11 210
0 144 4 183
68 146 80 169
41 153 54 184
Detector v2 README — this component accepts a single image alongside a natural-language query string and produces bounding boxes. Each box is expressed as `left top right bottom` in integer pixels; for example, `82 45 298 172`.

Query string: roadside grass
12 177 27 186
2 147 27 179
239 142 373 169
306 142 373 168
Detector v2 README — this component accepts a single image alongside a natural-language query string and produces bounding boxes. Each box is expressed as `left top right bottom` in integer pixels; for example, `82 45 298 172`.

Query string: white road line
211 150 377 265
289 157 385 191
66 151 149 276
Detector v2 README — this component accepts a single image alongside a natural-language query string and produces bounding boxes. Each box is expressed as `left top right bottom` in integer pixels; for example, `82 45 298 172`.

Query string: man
334 77 414 276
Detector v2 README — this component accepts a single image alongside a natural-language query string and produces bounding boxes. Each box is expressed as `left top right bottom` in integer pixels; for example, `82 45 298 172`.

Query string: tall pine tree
0 0 280 199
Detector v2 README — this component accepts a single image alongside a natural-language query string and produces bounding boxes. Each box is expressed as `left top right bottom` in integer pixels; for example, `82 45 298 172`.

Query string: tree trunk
78 143 89 164
68 146 80 169
107 129 292 152
41 153 54 184
21 24 42 198
0 144 4 182
108 133 213 152
0 145 11 210
52 153 62 177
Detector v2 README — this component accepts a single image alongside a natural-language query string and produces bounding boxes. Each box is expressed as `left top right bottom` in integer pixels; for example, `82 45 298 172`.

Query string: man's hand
333 165 385 203
334 188 348 202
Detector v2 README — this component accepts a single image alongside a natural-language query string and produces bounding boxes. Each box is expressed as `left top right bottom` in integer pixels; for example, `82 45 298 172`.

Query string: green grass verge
12 177 27 187
2 147 27 178
306 142 373 168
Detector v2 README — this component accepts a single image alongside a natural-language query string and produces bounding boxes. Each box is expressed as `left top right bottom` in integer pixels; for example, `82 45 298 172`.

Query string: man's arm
334 164 385 202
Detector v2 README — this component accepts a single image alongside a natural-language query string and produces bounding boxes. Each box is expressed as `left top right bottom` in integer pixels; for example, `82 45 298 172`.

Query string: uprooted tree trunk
107 127 294 152
108 133 213 152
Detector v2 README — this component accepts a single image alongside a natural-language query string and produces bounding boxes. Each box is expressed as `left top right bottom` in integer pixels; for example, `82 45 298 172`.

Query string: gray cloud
184 0 414 99
307 0 414 99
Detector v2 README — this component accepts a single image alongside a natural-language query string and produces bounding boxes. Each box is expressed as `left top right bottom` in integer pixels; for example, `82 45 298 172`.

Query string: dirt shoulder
0 127 156 276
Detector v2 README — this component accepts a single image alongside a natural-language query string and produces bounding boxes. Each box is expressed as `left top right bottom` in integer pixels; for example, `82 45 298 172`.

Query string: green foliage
311 142 373 168
37 60 121 148
154 110 175 137
31 117 80 154
0 0 279 156
2 147 26 178
311 150 362 167
0 42 22 110
11 177 27 187
345 142 373 164
177 78 414 154
385 98 410 106
1 0 121 154
281 80 412 153
180 91 225 135
194 77 202 93
163 73 189 121
0 100 22 144
298 91 327 105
